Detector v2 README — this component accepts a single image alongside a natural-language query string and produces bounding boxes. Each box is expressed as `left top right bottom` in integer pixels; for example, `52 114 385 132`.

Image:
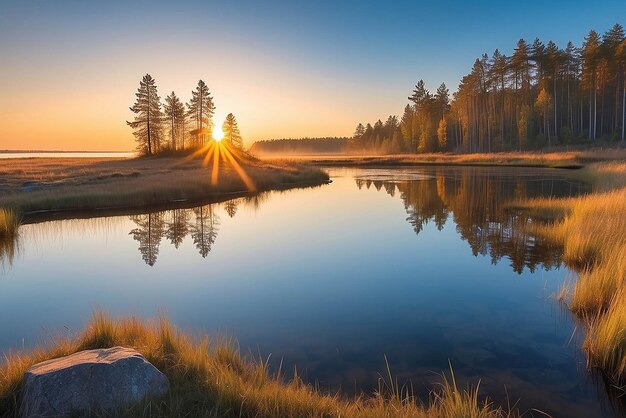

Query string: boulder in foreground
20 346 169 417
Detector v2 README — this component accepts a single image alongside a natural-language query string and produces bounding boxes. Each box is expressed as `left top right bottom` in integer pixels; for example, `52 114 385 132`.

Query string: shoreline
0 155 330 224
263 149 626 170
17 179 329 225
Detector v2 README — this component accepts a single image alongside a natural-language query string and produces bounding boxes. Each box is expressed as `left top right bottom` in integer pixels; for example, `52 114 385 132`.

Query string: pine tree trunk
553 76 558 139
593 74 598 140
622 71 626 145
171 116 175 150
147 94 152 156
601 87 605 138
589 88 593 141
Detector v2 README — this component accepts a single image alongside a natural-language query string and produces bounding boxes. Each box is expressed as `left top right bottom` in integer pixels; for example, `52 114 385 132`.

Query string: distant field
265 149 626 168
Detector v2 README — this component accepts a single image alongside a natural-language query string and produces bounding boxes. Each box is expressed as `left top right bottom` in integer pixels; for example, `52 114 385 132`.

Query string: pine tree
603 24 625 137
435 83 450 120
163 91 186 150
187 80 216 146
617 39 626 141
535 88 553 146
545 41 561 138
130 212 165 266
400 104 415 150
165 209 189 249
224 200 239 218
409 80 429 110
489 49 508 147
222 113 243 150
517 105 530 150
531 38 546 86
190 206 219 258
512 39 533 105
583 30 600 140
353 123 365 138
127 74 164 155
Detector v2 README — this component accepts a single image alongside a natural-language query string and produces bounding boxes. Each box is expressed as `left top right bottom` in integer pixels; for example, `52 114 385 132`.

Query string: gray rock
20 346 169 417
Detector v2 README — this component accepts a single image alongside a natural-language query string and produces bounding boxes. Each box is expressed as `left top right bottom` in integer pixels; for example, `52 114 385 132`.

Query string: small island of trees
127 75 244 155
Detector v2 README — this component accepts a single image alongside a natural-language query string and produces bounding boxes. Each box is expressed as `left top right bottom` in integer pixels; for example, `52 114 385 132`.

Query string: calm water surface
0 167 619 417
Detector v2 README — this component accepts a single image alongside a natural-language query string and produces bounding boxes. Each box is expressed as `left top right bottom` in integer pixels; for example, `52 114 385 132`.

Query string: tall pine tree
187 80 216 147
163 91 186 150
127 74 164 155
222 113 243 150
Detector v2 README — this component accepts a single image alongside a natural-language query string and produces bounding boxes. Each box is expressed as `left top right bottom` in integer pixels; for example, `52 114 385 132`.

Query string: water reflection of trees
357 168 586 274
130 202 227 266
128 193 274 265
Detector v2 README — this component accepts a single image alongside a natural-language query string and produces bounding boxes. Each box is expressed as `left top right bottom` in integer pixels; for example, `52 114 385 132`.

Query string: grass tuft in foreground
517 161 626 387
0 209 19 238
0 312 515 417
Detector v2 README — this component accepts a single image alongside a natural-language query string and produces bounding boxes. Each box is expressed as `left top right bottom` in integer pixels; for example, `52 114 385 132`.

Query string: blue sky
1 0 625 149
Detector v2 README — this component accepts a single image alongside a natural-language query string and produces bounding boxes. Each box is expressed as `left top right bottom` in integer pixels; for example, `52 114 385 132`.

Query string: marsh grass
0 209 20 267
0 157 328 222
0 312 515 418
517 162 626 388
0 210 19 238
273 149 626 169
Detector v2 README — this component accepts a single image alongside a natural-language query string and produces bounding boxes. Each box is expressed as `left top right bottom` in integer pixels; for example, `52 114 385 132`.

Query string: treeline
127 74 243 155
353 23 626 153
249 137 349 155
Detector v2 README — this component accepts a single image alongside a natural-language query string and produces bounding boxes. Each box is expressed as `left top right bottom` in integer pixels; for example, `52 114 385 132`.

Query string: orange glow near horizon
0 60 370 151
0 42 389 152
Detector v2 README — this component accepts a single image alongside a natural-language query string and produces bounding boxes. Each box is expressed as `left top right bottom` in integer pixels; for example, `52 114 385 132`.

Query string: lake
0 166 618 417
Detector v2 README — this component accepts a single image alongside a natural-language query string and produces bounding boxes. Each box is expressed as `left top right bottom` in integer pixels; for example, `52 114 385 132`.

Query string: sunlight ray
221 144 256 192
202 142 216 167
211 143 221 185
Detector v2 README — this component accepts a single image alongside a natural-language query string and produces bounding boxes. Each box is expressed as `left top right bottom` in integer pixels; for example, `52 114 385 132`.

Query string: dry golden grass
0 209 19 238
518 161 626 387
0 313 514 418
0 155 328 222
267 148 626 169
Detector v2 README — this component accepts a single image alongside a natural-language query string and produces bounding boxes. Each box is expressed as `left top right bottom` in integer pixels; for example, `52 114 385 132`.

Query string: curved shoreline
16 179 330 225
0 156 330 224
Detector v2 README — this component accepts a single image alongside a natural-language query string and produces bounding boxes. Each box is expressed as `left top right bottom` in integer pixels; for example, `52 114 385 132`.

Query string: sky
1 1 625 151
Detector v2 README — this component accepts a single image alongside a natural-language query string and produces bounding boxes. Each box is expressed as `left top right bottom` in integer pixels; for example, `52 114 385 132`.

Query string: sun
214 129 224 142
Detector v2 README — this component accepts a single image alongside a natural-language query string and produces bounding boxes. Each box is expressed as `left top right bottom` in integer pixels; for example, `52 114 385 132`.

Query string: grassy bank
268 149 626 169
0 313 515 418
515 161 626 388
0 154 328 223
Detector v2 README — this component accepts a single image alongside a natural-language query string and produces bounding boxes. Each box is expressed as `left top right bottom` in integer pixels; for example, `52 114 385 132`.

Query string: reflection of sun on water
214 129 224 142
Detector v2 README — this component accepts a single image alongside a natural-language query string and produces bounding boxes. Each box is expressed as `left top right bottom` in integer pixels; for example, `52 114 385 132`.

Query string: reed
518 161 626 388
0 157 328 221
0 209 19 238
0 312 516 418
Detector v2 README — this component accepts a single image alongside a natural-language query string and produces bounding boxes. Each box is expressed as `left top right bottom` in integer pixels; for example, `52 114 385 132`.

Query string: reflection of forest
356 168 587 274
129 193 271 266
130 205 219 266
